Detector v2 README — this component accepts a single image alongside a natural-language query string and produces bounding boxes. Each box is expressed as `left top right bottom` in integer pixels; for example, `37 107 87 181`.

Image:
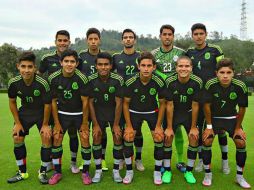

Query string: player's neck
140 74 151 85
220 82 231 88
124 47 135 55
62 70 75 77
161 44 173 52
195 42 206 50
89 48 99 55
23 74 35 86
99 73 110 82
178 75 190 84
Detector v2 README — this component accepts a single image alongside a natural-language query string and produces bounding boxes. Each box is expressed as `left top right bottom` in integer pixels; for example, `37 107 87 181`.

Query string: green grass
0 93 253 190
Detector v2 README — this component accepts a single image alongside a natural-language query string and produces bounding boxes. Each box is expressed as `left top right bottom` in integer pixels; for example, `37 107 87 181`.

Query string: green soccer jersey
151 46 185 80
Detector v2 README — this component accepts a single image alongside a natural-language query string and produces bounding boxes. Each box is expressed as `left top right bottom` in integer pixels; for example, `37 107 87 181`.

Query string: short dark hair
216 58 234 71
176 55 192 66
19 51 36 64
96 52 112 64
86 28 101 39
55 30 70 40
160 24 175 34
122 28 136 40
60 49 79 63
191 23 207 34
138 51 156 65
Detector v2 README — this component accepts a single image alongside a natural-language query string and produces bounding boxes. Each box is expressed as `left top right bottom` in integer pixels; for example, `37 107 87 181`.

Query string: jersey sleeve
41 82 51 104
203 83 213 103
237 84 248 108
192 82 203 103
49 79 58 99
124 83 132 98
115 79 124 98
79 75 90 97
39 57 48 74
158 81 167 99
8 81 17 99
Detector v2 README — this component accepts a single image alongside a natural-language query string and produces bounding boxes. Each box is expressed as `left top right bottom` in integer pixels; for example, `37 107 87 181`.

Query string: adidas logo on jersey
94 88 99 92
134 89 138 93
213 93 219 97
173 90 178 95
156 59 160 63
52 63 58 67
190 56 194 59
83 60 88 64
58 85 63 90
17 91 22 95
119 60 124 64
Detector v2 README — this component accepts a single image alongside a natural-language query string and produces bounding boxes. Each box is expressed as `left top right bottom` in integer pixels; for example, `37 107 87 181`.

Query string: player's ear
16 63 20 70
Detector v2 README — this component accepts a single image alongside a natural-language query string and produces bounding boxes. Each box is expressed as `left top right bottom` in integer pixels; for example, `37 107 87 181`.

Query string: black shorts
16 110 44 136
58 113 82 134
172 113 192 134
96 120 113 131
206 118 238 138
130 112 158 131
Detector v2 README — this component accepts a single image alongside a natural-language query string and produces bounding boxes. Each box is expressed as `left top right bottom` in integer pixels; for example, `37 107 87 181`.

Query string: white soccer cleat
153 171 162 185
123 170 133 184
202 172 212 186
135 159 145 171
236 175 251 189
113 169 122 183
195 159 204 172
222 160 230 174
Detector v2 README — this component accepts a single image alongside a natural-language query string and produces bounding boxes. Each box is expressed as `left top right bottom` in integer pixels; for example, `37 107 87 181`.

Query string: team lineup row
6 23 250 189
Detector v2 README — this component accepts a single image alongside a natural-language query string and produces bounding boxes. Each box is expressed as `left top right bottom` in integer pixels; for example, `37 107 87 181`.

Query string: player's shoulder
88 73 99 81
75 69 89 83
173 46 186 53
110 72 124 84
112 51 123 57
79 49 89 55
190 74 203 88
125 73 139 86
41 50 57 61
232 78 248 93
35 75 50 91
8 75 22 88
165 75 178 86
48 69 62 82
205 77 219 89
152 74 164 87
151 47 160 55
207 43 223 54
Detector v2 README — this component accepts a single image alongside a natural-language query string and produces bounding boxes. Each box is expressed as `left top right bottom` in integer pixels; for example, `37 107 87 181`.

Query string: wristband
207 124 213 129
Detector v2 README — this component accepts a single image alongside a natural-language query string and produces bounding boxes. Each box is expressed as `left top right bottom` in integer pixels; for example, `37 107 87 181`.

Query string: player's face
176 59 192 79
61 55 77 75
192 29 207 47
87 33 101 51
160 29 174 47
96 58 112 77
122 32 136 48
55 35 70 54
216 67 234 87
17 61 36 80
138 59 156 78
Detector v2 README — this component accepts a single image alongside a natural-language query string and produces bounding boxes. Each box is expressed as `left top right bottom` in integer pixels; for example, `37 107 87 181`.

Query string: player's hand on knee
13 123 24 138
40 125 52 139
92 124 102 139
153 126 164 142
233 128 246 142
164 127 174 142
53 123 63 141
79 129 90 141
189 127 199 141
124 127 135 142
113 125 122 141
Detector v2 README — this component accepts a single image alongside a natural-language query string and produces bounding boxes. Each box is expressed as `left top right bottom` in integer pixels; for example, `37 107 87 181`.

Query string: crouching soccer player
202 58 251 188
88 52 124 183
7 52 52 184
123 52 166 185
163 56 202 184
48 49 90 185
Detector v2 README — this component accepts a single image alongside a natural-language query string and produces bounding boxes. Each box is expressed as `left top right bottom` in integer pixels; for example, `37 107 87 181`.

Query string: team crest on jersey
72 82 79 90
187 88 194 95
173 55 179 62
109 86 115 93
149 88 156 95
34 89 40 96
229 92 237 100
205 52 210 60
134 89 138 93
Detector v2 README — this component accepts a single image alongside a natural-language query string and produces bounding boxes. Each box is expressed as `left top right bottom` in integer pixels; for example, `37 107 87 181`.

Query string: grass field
0 93 253 190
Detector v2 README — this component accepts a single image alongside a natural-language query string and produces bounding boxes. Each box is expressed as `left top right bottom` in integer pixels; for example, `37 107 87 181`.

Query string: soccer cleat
135 159 145 171
38 171 48 184
48 172 62 185
7 171 29 183
162 170 172 184
195 159 204 172
102 160 109 171
184 171 196 184
82 172 92 185
176 162 186 173
119 159 125 170
154 171 162 185
202 172 212 186
113 169 122 183
70 162 80 174
123 170 134 184
92 170 102 183
222 160 230 174
236 175 251 189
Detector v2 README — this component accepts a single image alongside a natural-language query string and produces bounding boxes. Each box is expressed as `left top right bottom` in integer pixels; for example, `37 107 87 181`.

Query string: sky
0 0 253 49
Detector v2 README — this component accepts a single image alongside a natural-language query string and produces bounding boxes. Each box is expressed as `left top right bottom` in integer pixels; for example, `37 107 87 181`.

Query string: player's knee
113 134 122 145
153 133 164 143
203 138 213 146
93 135 102 145
53 134 63 145
234 138 246 148
124 132 135 142
13 135 24 144
189 136 198 147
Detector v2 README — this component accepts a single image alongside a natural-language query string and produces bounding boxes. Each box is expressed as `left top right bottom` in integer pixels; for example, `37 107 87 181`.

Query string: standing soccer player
112 28 145 171
202 58 250 188
186 23 229 173
7 52 52 184
89 52 124 183
38 30 80 174
151 24 187 176
48 50 90 185
123 52 166 185
164 56 202 184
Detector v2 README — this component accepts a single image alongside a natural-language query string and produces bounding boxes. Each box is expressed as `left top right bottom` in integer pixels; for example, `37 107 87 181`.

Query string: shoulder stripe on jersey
88 73 98 81
173 46 186 53
190 74 203 88
8 75 22 88
205 78 219 89
41 50 57 61
151 47 160 55
207 43 223 54
152 75 164 87
186 46 195 51
232 79 248 93
165 75 177 86
78 49 88 55
48 70 61 83
75 70 89 84
125 75 138 86
36 75 50 92
112 51 123 56
110 72 124 86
